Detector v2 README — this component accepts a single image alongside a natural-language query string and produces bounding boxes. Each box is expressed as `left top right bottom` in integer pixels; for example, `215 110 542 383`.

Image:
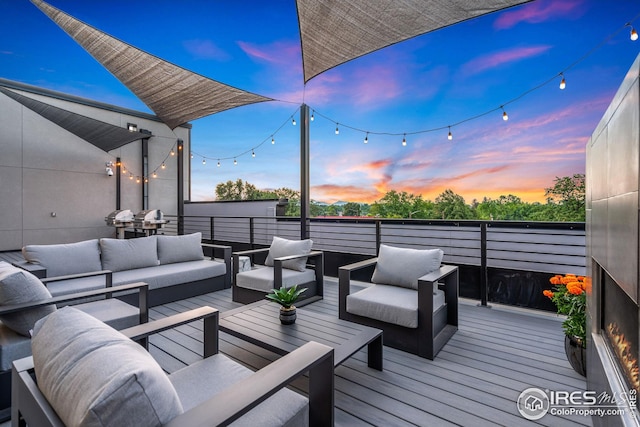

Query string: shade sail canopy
0 86 150 152
31 0 273 130
296 0 532 83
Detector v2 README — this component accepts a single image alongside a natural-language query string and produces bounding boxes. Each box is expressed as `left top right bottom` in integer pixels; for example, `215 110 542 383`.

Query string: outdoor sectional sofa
16 232 231 307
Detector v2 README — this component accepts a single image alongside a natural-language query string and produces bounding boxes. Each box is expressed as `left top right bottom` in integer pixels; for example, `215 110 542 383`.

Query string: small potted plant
266 285 307 325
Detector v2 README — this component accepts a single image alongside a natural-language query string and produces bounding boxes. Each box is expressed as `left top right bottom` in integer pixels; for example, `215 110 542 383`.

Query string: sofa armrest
202 243 232 288
121 306 219 357
232 248 270 277
0 282 148 317
417 265 459 327
41 270 113 288
273 251 324 296
165 341 335 427
11 261 47 279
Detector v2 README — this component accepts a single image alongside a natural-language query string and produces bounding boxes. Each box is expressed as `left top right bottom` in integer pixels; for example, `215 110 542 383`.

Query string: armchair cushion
31 307 183 427
235 266 315 292
264 237 312 272
22 239 102 277
100 236 159 272
346 284 445 328
157 232 204 265
0 324 31 371
0 262 55 336
371 245 443 289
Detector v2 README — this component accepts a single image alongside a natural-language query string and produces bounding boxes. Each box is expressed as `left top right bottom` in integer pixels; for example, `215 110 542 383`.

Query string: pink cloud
494 0 586 29
237 40 301 65
183 39 230 61
461 45 551 75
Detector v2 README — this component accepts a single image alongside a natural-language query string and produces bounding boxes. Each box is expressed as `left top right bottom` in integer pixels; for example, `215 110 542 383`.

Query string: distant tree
215 179 263 200
544 174 586 221
310 201 326 217
326 205 339 216
342 202 362 216
369 190 434 219
434 189 474 220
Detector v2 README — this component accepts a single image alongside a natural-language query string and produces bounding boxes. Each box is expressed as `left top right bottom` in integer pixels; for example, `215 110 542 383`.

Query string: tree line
214 174 585 222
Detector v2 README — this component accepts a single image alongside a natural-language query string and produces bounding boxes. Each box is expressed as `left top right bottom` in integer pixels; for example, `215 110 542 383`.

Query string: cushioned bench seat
46 260 227 297
235 267 316 293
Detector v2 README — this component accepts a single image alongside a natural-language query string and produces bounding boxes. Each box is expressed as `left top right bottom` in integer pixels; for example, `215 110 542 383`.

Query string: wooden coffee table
219 300 383 370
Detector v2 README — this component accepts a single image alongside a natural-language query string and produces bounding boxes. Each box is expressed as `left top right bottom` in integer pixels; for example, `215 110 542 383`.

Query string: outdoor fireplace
602 271 640 395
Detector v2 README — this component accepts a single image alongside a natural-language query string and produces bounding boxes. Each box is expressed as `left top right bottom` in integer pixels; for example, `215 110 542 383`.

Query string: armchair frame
339 259 458 360
232 248 324 306
12 306 335 427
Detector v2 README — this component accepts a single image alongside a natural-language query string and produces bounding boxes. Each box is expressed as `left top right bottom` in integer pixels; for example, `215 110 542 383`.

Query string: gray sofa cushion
346 284 446 328
371 245 443 289
0 323 32 371
235 266 315 292
0 262 56 336
100 236 159 272
264 237 313 272
32 307 183 427
22 239 102 277
157 233 204 265
170 353 308 427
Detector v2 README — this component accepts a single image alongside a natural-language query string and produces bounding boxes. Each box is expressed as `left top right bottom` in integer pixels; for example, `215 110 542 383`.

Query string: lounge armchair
233 236 324 305
0 261 148 422
338 244 458 360
12 306 335 427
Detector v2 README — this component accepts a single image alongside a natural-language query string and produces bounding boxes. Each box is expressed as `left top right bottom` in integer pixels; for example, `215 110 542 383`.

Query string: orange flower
561 275 577 285
567 282 584 295
550 276 562 285
543 290 554 299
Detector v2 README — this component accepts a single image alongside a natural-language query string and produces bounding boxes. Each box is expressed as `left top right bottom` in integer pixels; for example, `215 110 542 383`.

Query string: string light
310 110 315 121
501 106 509 121
364 132 369 144
402 134 407 146
121 166 126 174
190 153 194 159
335 123 339 135
252 150 255 158
629 23 639 41
161 162 166 169
448 126 453 141
559 73 566 90
202 158 206 165
217 160 221 167
291 117 296 126
152 171 157 178
234 158 237 165
135 176 140 183
129 173 133 180
144 177 149 183
170 148 175 156
271 136 275 144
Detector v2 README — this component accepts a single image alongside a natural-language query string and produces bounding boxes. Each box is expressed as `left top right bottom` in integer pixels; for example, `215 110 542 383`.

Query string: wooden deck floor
148 278 591 427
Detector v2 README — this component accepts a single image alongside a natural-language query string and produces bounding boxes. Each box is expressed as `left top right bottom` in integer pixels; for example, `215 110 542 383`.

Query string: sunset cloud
494 0 586 29
460 45 551 76
237 40 301 65
183 39 230 61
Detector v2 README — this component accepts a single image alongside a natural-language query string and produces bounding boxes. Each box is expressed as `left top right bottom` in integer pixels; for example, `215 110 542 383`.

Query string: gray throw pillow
22 239 102 277
32 307 183 427
371 244 444 290
100 236 159 272
157 233 204 264
264 236 313 272
0 264 55 336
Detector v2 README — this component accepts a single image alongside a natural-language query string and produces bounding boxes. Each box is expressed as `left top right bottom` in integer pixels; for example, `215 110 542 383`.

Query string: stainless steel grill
105 209 134 238
132 209 168 234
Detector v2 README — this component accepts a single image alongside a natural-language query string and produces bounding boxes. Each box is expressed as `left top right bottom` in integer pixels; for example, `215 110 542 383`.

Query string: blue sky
2 0 639 203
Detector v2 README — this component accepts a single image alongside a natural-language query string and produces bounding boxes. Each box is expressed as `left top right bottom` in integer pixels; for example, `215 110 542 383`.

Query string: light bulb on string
252 150 256 158
202 158 206 165
136 176 140 184
448 127 453 141
234 158 238 165
335 123 339 135
122 167 126 174
271 136 275 145
310 111 315 121
364 132 369 144
129 173 133 180
217 160 221 167
291 117 296 126
402 134 407 146
190 153 194 159
559 73 566 90
501 106 509 121
170 148 175 156
144 177 149 183
629 24 638 41
161 162 166 169
152 171 157 178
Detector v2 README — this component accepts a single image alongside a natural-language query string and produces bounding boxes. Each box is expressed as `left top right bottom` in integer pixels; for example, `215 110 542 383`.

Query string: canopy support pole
300 103 310 240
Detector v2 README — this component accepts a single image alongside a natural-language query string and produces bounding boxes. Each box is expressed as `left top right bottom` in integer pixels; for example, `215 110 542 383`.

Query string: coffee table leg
367 334 383 370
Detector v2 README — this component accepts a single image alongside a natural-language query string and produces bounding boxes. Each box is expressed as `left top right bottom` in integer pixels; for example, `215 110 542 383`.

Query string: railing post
210 216 215 242
249 217 255 249
479 222 490 307
375 220 381 255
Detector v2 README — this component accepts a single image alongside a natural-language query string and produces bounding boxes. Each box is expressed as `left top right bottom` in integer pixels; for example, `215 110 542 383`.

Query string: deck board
146 278 591 426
